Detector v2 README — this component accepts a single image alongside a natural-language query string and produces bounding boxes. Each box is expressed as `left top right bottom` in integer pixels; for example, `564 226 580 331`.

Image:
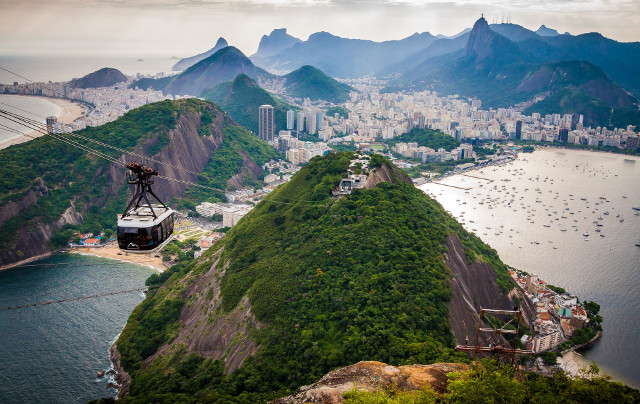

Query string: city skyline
0 0 639 57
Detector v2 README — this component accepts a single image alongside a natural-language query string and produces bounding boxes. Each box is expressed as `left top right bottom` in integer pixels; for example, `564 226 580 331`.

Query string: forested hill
111 152 518 402
70 67 127 89
282 65 355 103
0 99 279 267
202 74 296 134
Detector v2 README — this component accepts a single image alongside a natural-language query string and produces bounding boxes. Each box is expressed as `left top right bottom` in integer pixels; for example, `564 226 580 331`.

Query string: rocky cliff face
364 164 413 189
146 251 262 372
0 204 84 268
445 233 530 347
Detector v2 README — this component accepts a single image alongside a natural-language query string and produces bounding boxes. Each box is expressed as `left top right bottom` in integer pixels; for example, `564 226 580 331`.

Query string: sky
1 0 639 57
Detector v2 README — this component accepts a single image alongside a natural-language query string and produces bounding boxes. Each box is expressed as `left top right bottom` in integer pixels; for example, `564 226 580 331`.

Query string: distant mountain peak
465 16 502 61
214 37 228 48
536 25 560 37
252 28 302 59
172 37 229 71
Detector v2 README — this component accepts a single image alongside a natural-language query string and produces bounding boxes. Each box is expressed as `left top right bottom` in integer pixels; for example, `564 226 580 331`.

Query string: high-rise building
306 110 317 134
286 110 295 130
258 105 275 141
515 120 523 140
297 111 305 132
558 128 569 143
316 110 324 131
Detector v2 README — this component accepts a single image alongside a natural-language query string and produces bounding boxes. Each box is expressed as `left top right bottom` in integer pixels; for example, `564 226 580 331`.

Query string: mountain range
385 17 639 127
132 46 354 105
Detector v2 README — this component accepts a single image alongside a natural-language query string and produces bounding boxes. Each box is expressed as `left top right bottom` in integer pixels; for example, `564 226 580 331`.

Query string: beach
558 351 591 378
0 95 87 150
70 243 166 272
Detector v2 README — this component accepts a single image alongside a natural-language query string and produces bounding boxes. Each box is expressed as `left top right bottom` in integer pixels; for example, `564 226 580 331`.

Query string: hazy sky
1 0 639 57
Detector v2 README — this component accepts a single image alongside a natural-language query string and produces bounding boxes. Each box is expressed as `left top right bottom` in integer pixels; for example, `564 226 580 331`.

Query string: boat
633 206 640 211
583 233 589 237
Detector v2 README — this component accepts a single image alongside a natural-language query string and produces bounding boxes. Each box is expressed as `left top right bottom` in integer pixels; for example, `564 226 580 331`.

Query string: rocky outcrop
0 179 47 226
110 344 131 398
0 204 83 267
144 251 262 374
226 149 263 190
150 110 227 201
364 164 413 189
271 361 469 404
445 233 524 347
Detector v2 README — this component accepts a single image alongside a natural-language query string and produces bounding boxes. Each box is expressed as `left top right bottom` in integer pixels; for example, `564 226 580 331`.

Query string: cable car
117 163 175 253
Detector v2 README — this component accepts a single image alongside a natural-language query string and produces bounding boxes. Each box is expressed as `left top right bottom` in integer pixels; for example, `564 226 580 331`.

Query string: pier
460 173 494 182
430 181 471 190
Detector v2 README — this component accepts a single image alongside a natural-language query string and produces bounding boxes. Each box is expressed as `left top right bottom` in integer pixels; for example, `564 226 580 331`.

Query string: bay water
419 148 640 388
0 254 155 403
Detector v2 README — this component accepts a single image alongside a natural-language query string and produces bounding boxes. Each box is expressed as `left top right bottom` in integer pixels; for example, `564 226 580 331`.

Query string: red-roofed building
83 238 100 246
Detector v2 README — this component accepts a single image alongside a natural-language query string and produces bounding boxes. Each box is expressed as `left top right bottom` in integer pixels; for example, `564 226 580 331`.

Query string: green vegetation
327 106 350 119
129 76 173 92
283 65 355 103
340 360 639 403
0 98 278 259
547 284 566 295
444 360 638 404
177 125 280 209
201 74 296 135
344 386 438 404
522 85 640 129
385 128 460 152
115 152 515 401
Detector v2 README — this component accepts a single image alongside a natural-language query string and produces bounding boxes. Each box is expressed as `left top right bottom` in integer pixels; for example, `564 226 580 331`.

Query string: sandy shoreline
558 351 591 378
0 95 88 150
69 243 166 272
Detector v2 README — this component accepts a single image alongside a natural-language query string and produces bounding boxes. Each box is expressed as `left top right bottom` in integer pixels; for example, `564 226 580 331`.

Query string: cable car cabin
117 205 174 253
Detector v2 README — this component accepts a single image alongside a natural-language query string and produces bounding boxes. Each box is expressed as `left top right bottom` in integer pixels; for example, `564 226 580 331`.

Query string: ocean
0 54 178 84
0 94 61 144
0 254 155 403
419 148 640 388
0 54 178 144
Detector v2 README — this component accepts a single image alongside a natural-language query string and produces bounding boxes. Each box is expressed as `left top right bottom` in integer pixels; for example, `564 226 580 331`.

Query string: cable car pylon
455 308 534 375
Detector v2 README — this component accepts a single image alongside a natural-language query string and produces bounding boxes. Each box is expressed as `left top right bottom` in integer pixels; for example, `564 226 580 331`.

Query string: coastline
0 251 53 271
69 243 166 272
0 94 87 150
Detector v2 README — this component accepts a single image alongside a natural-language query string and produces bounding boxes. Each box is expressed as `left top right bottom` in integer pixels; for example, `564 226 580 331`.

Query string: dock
460 173 494 182
430 181 471 190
